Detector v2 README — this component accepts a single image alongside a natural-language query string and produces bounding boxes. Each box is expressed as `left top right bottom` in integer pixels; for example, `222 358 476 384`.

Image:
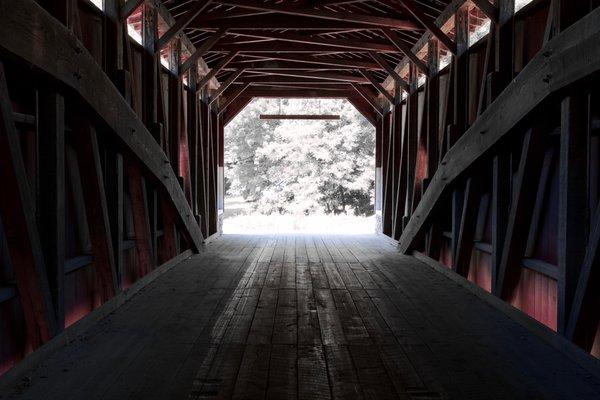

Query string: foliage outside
225 98 375 219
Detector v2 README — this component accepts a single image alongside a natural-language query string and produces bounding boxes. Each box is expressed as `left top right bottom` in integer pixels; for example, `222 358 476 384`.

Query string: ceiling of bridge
161 0 455 100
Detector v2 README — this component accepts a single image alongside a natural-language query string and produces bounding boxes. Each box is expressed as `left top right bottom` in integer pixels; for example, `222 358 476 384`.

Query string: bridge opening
223 98 376 234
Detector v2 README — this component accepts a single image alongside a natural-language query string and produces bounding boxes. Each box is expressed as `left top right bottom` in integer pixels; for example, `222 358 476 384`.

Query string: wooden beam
260 114 340 120
245 87 355 98
369 51 408 89
217 83 251 114
397 5 600 254
351 83 383 116
495 127 546 299
191 14 388 30
37 89 66 329
0 63 57 345
180 28 227 73
491 152 510 293
0 0 204 250
211 41 394 53
381 28 428 73
223 96 252 125
454 176 481 276
227 60 361 71
105 152 123 287
557 94 589 333
566 201 600 350
473 0 499 22
360 70 394 104
347 96 377 126
245 70 368 84
223 31 397 52
235 77 353 86
72 121 118 302
387 0 457 54
240 54 381 70
156 0 212 52
197 51 238 92
120 0 144 19
126 161 153 277
212 0 418 30
209 68 245 105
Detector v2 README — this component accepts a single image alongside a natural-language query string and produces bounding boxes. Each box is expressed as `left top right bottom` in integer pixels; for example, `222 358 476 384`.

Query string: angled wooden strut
380 28 428 74
351 83 383 116
0 0 204 250
72 120 118 302
126 160 154 277
397 7 600 253
0 63 57 344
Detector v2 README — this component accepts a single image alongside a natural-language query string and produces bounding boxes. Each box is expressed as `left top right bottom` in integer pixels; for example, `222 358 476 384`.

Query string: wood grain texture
2 234 600 399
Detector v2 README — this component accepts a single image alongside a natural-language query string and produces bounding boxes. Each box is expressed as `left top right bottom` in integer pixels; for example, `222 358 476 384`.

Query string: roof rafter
217 82 252 114
369 51 409 89
212 0 419 30
381 28 428 73
237 54 381 70
197 51 238 92
385 0 457 54
244 70 369 83
156 0 213 52
351 83 383 115
209 68 245 105
180 28 227 73
223 31 397 52
360 70 394 104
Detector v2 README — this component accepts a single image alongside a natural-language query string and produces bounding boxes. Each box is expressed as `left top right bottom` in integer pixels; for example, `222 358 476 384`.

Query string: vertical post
557 94 589 333
0 64 57 344
103 0 125 78
188 67 199 216
169 39 182 177
491 152 510 293
495 0 515 92
426 39 440 178
382 112 393 236
142 0 159 133
405 64 418 219
105 152 123 287
38 89 66 330
453 3 469 135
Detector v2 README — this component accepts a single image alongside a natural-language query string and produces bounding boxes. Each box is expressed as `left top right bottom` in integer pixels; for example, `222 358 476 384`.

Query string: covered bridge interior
1 0 600 398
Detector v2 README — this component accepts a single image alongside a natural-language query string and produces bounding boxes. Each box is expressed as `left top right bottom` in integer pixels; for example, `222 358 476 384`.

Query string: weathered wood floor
2 234 600 399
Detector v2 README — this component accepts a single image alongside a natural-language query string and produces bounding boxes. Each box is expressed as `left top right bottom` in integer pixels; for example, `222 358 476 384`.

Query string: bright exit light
224 98 376 235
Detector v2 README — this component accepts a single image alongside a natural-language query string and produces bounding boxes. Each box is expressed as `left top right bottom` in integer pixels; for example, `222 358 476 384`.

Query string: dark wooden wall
379 0 600 359
0 0 221 375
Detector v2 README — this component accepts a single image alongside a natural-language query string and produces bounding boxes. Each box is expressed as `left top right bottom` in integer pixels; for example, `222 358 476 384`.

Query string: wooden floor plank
2 234 600 400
